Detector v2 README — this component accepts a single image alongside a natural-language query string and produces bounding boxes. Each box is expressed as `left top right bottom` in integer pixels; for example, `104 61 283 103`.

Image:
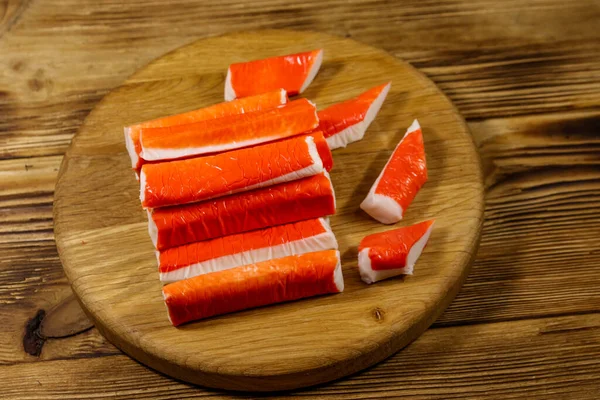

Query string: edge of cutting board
54 29 484 391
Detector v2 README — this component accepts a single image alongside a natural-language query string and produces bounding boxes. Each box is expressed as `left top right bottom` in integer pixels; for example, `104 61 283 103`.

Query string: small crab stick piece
358 220 435 284
140 98 318 162
163 250 343 325
125 89 287 170
360 119 427 224
148 172 336 250
318 82 391 150
140 134 326 209
158 218 337 283
224 49 323 101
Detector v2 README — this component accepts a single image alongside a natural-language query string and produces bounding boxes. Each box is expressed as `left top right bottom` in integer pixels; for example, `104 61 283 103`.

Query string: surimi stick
148 172 336 250
140 98 319 162
140 133 328 209
163 250 344 326
318 82 390 150
358 220 435 284
225 49 323 101
158 218 337 283
360 119 427 224
125 89 287 170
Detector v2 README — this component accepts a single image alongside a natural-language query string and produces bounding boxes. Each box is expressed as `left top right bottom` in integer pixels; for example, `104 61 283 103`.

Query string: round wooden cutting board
54 30 484 392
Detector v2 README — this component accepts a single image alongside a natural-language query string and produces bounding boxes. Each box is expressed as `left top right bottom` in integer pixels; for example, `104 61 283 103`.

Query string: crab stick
140 133 329 209
318 82 391 150
148 172 336 250
225 49 323 101
158 218 337 283
163 250 343 325
358 220 435 284
125 89 287 170
360 120 427 224
140 98 318 162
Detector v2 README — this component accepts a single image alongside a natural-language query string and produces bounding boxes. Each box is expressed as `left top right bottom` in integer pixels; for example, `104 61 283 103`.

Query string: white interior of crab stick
332 250 345 292
358 221 434 284
159 218 338 283
326 82 391 150
224 67 236 101
147 209 158 248
123 127 140 169
360 119 420 224
141 133 285 162
299 49 323 94
359 194 404 225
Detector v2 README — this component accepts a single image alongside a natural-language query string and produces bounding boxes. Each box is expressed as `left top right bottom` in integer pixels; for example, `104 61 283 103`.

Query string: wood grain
2 0 600 397
2 313 599 399
2 110 599 350
0 0 599 161
53 30 484 391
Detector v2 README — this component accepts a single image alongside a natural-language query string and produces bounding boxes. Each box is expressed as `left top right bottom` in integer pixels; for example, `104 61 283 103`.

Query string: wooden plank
469 109 600 189
436 110 600 325
0 239 117 365
0 155 111 366
1 313 599 398
0 156 60 209
0 0 599 162
1 0 599 391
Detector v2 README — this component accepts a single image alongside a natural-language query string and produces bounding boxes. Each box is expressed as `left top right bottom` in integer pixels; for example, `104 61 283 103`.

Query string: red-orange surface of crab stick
158 218 337 283
317 82 390 149
224 49 323 100
163 250 344 326
140 134 327 209
148 172 336 250
361 120 427 224
125 89 287 170
358 220 435 284
140 98 318 162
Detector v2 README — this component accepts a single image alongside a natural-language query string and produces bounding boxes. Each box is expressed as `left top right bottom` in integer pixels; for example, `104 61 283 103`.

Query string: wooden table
2 1 599 398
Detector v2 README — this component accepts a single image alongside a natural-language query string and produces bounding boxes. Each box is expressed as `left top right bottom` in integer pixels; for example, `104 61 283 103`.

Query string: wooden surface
2 0 600 398
53 30 484 391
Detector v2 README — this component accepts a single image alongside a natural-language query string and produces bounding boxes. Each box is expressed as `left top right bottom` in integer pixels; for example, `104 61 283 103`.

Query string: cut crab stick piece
358 220 435 284
158 218 337 283
149 172 336 250
140 134 326 209
140 98 318 162
163 250 343 325
225 49 323 101
125 89 287 170
360 119 427 224
318 82 391 150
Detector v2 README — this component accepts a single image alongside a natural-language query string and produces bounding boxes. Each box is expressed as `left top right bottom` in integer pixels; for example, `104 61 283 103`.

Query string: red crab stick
224 49 323 101
140 133 329 209
148 172 336 250
140 98 318 162
358 220 435 284
158 218 337 283
163 250 344 326
125 89 287 170
360 120 427 224
318 82 391 150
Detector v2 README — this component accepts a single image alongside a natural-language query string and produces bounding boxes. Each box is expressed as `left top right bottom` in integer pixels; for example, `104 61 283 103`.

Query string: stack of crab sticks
125 49 434 326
